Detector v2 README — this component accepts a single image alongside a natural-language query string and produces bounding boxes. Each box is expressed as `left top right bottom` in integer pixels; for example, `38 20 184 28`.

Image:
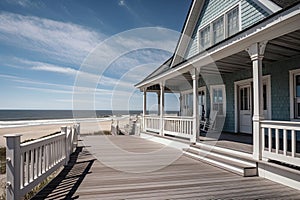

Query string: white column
157 91 161 116
160 82 165 136
142 89 147 131
191 68 199 143
4 134 22 200
246 41 267 160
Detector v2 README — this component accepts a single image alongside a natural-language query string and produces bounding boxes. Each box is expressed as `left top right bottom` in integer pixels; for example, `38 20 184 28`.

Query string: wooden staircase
183 142 258 177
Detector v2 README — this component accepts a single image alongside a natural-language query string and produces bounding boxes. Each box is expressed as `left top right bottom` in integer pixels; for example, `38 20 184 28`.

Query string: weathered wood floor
33 135 300 199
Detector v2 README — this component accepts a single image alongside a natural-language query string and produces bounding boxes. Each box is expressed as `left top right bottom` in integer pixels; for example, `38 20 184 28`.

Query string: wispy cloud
0 12 104 64
118 0 126 6
5 0 44 8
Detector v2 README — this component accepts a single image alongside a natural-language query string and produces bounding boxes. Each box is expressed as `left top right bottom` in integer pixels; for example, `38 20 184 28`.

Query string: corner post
160 82 165 136
190 68 199 143
246 41 268 160
4 134 22 200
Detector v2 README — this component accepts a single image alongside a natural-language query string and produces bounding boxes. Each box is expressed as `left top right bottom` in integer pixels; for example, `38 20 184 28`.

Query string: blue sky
0 0 191 110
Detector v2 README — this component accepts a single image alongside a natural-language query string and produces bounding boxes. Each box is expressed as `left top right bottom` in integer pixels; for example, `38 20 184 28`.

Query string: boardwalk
33 135 300 199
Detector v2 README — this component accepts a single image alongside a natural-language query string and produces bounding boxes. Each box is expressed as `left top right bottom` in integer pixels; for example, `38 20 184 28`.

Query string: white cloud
118 0 126 6
0 12 104 64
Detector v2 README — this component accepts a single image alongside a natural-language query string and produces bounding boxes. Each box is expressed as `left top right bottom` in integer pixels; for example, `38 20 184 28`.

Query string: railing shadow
31 146 95 200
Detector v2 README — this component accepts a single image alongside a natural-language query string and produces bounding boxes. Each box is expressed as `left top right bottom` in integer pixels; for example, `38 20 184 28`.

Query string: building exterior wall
197 55 300 133
185 0 270 59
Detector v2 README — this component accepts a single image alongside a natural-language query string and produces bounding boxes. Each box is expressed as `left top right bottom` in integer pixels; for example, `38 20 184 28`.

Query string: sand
0 119 115 147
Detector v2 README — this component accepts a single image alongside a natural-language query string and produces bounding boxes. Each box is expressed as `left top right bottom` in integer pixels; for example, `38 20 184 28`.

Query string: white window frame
210 84 226 116
289 68 300 120
198 3 241 50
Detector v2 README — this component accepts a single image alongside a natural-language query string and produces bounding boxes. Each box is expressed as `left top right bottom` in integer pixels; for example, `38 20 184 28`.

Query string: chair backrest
208 110 218 129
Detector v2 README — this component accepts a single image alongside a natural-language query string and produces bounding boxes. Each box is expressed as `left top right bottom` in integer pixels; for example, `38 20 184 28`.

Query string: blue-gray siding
185 0 270 59
199 56 300 133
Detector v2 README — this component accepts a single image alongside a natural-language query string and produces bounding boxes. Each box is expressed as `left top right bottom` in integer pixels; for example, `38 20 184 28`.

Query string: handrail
4 123 80 200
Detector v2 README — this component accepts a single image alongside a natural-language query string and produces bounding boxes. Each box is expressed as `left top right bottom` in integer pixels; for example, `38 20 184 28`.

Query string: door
239 85 252 133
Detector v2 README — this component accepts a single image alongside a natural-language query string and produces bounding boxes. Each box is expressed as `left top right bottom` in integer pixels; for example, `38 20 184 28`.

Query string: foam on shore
0 115 129 128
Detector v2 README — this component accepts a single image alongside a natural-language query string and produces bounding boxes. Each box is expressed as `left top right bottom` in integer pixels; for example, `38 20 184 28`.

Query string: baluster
283 129 287 156
30 150 34 182
20 153 24 188
275 129 279 154
291 130 296 157
26 151 29 185
268 128 272 152
261 128 265 151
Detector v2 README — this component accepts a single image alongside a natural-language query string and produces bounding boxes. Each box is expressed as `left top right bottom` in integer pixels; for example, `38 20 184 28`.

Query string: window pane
296 75 300 97
200 26 210 49
213 17 224 44
263 85 267 110
227 7 239 37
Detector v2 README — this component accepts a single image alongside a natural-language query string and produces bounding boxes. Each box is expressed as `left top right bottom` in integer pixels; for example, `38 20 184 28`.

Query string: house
135 0 300 190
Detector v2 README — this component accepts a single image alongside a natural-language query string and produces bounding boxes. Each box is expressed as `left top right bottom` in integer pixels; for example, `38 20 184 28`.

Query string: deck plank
32 135 300 199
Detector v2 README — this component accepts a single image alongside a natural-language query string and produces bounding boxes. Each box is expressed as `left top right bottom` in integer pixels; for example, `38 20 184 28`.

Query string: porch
137 9 300 169
32 135 300 199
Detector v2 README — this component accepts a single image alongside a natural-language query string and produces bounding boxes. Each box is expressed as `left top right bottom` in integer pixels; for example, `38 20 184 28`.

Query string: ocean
0 110 143 128
0 110 142 121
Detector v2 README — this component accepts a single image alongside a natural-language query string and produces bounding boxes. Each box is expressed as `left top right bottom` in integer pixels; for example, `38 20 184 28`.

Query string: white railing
4 123 80 200
261 120 300 167
144 116 160 133
164 117 193 139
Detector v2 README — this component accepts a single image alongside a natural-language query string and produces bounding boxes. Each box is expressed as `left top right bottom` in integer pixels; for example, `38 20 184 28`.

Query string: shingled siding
185 0 270 59
198 56 300 133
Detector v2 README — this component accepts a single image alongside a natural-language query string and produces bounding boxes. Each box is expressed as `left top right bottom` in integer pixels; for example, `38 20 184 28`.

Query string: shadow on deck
31 146 95 200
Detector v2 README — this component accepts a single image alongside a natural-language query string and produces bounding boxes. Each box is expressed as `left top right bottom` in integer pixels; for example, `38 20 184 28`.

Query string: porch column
246 41 268 160
142 88 147 131
160 82 165 136
190 68 199 143
157 91 161 116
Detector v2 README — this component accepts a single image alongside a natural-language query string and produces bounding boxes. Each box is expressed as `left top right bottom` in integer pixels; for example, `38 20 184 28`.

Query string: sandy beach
0 119 117 147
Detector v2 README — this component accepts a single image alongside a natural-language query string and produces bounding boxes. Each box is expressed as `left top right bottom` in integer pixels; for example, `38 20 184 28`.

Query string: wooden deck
32 135 300 199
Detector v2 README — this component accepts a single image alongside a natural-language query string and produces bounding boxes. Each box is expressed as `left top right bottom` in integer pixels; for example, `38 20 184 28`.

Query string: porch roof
135 2 300 90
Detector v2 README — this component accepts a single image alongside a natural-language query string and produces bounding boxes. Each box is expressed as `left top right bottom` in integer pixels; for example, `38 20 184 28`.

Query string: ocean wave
0 116 128 128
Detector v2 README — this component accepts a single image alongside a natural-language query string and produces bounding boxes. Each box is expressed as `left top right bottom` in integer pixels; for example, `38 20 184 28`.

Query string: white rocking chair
200 110 218 134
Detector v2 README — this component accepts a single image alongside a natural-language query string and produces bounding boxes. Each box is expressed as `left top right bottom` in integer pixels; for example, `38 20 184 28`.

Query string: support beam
190 68 199 143
157 91 161 116
246 41 268 160
142 89 147 131
160 82 165 136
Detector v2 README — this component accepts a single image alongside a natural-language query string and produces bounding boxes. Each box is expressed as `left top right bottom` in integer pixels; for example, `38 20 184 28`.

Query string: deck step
183 143 257 177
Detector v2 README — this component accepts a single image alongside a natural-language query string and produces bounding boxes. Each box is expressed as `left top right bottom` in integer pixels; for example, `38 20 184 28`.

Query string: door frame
234 75 271 133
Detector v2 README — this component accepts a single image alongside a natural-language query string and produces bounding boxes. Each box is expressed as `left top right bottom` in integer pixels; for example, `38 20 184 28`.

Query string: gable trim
252 0 282 14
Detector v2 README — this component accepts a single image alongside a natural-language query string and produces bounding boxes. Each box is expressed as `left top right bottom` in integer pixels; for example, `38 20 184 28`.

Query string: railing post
61 126 69 165
4 134 22 200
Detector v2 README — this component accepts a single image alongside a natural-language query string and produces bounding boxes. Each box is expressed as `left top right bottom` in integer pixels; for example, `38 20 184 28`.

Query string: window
227 7 239 37
200 26 210 49
198 6 239 50
289 69 300 119
211 85 226 115
213 17 224 44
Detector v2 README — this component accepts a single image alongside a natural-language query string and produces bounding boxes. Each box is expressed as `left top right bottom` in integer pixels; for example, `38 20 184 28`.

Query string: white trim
135 7 300 88
198 4 240 50
252 0 282 14
289 68 300 120
210 84 226 116
234 75 271 133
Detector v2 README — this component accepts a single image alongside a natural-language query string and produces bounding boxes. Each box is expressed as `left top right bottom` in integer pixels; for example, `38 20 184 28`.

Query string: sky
0 0 192 111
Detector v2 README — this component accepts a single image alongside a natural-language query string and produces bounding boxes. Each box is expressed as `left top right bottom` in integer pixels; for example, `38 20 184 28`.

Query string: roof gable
170 0 283 66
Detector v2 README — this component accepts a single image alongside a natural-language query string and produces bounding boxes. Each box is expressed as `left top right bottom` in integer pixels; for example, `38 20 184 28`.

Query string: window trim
198 4 240 50
210 84 226 116
289 69 300 120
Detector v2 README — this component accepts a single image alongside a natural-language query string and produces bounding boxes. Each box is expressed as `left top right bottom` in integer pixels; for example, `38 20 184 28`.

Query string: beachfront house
136 0 300 189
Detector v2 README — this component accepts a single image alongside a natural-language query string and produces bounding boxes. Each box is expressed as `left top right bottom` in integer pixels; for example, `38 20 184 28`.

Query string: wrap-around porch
138 16 300 168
